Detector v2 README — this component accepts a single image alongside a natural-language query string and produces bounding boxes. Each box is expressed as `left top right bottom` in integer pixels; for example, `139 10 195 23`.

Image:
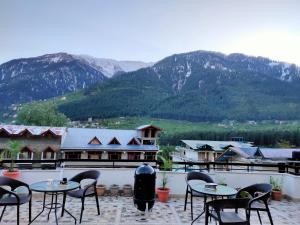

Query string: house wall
12 168 300 200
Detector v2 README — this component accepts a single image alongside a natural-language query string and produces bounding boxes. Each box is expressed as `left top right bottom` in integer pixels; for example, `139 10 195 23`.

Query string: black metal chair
61 170 100 223
205 198 250 225
0 176 32 225
236 183 273 225
184 171 214 220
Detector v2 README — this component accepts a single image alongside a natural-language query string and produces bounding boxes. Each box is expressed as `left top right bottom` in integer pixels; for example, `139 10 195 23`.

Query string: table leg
63 207 77 224
29 193 46 225
54 193 58 225
47 193 54 220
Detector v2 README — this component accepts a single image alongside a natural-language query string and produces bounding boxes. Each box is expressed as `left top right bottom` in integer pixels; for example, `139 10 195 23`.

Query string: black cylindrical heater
134 163 156 212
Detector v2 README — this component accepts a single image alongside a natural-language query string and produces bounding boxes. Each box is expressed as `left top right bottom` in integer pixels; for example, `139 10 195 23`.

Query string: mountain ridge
57 50 300 122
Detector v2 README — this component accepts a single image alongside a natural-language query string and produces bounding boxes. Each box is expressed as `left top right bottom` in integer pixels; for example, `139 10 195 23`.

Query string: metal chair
61 170 100 223
236 183 273 225
205 198 250 225
0 176 32 225
184 171 214 220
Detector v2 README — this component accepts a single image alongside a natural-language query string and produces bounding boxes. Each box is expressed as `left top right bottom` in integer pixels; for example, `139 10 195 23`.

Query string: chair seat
250 201 267 210
211 211 247 224
0 193 31 205
67 187 95 198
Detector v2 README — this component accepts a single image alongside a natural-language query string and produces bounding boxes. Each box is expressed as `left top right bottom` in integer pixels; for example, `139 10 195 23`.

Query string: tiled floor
2 195 300 225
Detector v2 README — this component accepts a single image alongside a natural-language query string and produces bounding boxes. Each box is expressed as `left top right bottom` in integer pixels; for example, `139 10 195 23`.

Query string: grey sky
0 0 299 64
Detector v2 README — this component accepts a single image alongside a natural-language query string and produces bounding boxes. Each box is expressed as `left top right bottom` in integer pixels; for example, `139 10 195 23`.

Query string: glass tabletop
188 180 237 196
30 180 79 193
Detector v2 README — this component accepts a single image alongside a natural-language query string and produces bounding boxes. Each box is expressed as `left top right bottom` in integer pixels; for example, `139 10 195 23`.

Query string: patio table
29 180 79 225
188 180 237 225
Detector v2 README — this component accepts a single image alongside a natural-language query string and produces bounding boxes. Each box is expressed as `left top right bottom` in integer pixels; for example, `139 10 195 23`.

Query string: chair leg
61 193 66 217
17 205 20 225
184 186 188 211
94 187 100 215
266 206 274 225
190 193 193 220
29 198 32 223
0 206 6 221
80 197 85 223
257 210 262 225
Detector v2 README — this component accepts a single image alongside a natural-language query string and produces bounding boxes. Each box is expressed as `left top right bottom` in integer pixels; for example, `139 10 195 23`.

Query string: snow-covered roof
0 124 66 136
258 148 300 159
61 127 158 151
136 124 162 131
216 147 259 161
181 140 254 152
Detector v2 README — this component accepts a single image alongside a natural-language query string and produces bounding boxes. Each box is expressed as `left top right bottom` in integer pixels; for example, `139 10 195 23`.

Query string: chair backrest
0 176 28 191
237 183 272 198
69 170 100 183
186 171 214 183
207 198 250 210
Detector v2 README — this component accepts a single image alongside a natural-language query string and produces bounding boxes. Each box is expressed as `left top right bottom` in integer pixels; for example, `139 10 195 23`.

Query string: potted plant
2 140 22 179
270 176 283 201
122 184 133 197
96 184 106 196
110 184 119 196
156 147 175 202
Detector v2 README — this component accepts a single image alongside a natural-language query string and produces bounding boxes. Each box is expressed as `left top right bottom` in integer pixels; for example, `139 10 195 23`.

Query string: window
43 147 56 159
144 129 149 137
108 137 121 145
19 147 33 159
88 152 102 159
144 152 156 160
41 130 58 138
108 152 122 160
128 138 139 145
0 129 10 137
143 139 155 145
128 152 141 160
88 136 102 145
65 152 81 159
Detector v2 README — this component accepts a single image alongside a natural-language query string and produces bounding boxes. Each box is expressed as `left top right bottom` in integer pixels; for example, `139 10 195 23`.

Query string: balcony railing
1 159 299 175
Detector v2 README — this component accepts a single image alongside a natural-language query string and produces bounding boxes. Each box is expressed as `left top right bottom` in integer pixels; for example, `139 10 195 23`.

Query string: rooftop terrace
3 195 300 225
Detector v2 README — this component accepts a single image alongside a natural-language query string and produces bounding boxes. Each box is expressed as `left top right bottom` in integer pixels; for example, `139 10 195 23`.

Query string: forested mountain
0 53 151 113
58 50 300 121
0 53 107 108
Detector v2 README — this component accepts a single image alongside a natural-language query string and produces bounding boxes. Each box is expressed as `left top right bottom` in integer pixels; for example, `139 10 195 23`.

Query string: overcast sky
0 0 299 65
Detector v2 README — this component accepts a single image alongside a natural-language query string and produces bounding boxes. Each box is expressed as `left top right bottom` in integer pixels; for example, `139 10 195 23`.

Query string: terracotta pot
96 184 106 196
110 184 119 196
2 170 21 179
156 188 170 202
272 190 282 201
123 184 133 197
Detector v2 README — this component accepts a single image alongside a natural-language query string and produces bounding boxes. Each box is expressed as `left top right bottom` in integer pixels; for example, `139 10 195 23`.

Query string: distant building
175 140 254 162
0 125 66 168
0 124 161 167
61 125 161 166
216 147 300 162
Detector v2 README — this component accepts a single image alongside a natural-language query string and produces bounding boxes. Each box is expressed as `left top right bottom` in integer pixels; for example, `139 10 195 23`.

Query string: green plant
3 141 22 172
157 146 175 171
270 176 283 191
160 172 168 190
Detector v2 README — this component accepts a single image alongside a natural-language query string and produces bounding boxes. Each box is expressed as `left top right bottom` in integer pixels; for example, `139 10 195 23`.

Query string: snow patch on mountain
75 55 153 78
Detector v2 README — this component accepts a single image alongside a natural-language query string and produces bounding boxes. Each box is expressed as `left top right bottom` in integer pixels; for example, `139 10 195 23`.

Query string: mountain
0 53 107 109
0 53 152 113
75 55 153 77
58 50 300 122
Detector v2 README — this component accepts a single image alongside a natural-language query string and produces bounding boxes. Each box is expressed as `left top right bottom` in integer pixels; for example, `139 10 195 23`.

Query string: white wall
5 168 300 200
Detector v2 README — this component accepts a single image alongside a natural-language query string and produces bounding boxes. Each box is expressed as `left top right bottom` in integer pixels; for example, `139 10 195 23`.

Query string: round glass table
188 180 237 225
29 180 79 225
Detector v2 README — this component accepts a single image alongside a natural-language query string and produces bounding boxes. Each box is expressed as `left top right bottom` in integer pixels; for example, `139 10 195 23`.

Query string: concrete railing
5 168 300 200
